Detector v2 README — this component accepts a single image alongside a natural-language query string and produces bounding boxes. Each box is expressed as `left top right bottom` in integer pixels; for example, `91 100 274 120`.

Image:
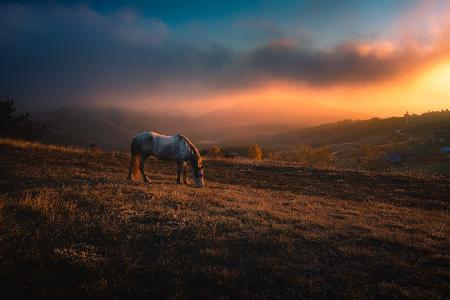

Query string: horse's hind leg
127 155 134 180
128 138 141 181
139 155 150 183
176 162 182 184
182 162 190 184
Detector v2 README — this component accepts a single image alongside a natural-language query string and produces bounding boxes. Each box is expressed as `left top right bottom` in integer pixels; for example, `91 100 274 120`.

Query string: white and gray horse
128 132 204 187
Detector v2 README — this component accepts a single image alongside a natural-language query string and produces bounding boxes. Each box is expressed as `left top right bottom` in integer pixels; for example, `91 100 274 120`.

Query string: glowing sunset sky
1 0 450 118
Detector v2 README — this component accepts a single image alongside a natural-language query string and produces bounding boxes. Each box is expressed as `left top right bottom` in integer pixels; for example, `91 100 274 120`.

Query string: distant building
403 111 410 124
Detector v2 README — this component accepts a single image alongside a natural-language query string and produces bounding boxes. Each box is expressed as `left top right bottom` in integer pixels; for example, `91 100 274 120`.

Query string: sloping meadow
0 139 449 298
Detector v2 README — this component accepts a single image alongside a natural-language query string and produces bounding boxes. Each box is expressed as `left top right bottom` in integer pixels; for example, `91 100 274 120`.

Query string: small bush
359 144 386 171
88 143 101 153
210 145 222 158
268 145 335 166
248 144 263 160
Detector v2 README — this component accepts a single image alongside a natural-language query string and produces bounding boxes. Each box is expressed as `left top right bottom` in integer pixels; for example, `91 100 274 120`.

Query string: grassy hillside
1 139 449 298
262 110 450 147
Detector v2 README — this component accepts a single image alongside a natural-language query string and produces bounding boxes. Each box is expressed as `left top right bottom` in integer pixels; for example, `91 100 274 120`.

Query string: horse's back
152 133 179 160
132 132 155 155
132 132 191 162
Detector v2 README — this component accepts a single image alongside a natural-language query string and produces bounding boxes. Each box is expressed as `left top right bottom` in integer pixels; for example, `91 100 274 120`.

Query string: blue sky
38 0 425 47
5 0 429 47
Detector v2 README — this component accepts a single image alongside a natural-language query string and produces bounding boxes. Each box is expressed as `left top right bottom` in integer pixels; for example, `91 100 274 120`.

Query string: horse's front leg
176 162 182 184
139 155 151 183
182 162 190 184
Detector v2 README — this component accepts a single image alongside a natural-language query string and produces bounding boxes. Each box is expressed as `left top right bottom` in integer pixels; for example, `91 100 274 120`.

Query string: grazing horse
128 132 204 187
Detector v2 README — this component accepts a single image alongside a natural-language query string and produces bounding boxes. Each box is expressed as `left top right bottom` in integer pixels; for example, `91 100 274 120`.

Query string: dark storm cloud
247 42 413 85
0 3 442 109
0 3 244 108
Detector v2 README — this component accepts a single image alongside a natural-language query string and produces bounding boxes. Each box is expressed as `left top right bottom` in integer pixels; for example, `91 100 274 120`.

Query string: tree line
0 100 49 140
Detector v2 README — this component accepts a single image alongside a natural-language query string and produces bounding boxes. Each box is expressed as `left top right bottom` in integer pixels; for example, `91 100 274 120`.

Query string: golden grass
0 140 449 298
0 137 87 154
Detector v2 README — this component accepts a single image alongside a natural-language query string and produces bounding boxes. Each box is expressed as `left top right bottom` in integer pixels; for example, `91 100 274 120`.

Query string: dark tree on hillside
0 100 49 140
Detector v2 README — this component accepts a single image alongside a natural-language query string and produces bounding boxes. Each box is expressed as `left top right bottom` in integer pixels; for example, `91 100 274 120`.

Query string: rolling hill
34 105 450 154
34 106 297 149
260 110 450 148
33 101 369 149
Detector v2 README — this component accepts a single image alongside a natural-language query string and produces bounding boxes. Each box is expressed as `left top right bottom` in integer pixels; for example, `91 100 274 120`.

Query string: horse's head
192 159 204 188
181 134 204 188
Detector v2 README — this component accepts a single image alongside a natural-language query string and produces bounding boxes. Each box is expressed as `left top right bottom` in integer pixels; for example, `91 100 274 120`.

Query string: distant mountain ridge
199 101 368 126
33 105 448 151
34 105 298 149
34 99 368 149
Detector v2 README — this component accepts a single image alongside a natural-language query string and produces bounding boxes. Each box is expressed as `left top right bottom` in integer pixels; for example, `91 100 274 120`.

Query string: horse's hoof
177 181 182 185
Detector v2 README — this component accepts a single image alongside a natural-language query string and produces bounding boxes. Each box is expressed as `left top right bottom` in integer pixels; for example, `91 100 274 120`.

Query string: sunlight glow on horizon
119 59 450 121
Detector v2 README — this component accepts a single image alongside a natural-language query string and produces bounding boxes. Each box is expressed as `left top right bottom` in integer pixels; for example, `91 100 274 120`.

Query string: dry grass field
0 139 449 299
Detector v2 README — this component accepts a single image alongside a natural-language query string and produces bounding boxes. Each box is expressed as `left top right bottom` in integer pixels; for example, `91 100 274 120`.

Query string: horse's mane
177 134 202 167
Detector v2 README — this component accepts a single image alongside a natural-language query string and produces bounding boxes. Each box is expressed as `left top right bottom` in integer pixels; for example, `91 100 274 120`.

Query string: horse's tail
128 137 141 180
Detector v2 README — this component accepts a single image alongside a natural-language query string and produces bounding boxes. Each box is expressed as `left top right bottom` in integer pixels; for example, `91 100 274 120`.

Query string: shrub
291 145 313 163
359 144 386 170
248 144 263 160
88 143 101 153
265 149 278 160
309 146 335 166
269 145 335 166
210 145 222 158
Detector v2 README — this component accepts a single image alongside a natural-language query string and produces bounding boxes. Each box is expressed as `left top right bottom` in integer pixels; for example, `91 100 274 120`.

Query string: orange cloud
353 41 397 58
